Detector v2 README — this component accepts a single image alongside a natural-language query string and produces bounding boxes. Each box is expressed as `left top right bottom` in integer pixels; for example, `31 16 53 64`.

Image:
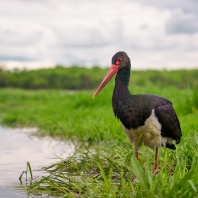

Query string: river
0 126 75 198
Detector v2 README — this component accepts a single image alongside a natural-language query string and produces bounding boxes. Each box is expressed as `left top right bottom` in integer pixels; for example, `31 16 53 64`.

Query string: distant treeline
0 66 197 90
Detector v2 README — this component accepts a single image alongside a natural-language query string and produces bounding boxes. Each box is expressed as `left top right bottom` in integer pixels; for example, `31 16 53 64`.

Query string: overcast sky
0 0 198 70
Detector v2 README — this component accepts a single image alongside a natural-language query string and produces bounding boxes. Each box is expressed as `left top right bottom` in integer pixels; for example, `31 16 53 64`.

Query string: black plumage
112 52 181 145
113 82 181 148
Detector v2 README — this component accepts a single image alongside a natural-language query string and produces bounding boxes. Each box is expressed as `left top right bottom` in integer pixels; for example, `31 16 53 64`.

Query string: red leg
135 149 138 160
152 147 159 174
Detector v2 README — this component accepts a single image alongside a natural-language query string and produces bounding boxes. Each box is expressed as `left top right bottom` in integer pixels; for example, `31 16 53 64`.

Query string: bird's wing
154 103 182 143
116 94 155 129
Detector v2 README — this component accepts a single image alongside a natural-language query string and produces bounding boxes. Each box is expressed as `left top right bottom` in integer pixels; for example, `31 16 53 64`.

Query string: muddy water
0 126 75 197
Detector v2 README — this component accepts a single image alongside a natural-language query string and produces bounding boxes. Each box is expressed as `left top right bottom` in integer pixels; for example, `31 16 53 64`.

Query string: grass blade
96 162 110 190
27 162 33 180
188 180 197 192
131 155 150 190
168 170 193 196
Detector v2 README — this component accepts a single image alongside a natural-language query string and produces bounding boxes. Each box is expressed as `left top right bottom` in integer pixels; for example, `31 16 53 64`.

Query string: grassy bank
0 67 198 90
0 78 198 197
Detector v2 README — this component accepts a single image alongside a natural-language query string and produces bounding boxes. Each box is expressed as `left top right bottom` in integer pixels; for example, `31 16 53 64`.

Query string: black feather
112 52 182 148
155 103 181 143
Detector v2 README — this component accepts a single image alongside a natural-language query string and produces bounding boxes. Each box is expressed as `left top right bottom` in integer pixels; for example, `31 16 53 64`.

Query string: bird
93 51 182 174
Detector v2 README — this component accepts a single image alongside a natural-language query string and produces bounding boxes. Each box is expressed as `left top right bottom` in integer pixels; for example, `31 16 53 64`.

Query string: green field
0 68 198 197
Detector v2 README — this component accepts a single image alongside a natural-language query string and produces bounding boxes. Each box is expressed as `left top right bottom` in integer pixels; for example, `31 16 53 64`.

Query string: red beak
93 64 119 98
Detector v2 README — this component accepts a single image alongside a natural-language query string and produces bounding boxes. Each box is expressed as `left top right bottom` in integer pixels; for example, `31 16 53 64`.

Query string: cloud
133 0 198 12
166 10 198 34
0 55 32 61
135 0 198 35
0 0 198 69
54 27 112 48
0 28 42 46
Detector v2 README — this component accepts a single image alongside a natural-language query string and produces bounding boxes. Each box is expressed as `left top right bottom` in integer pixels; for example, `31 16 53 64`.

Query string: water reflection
0 126 75 197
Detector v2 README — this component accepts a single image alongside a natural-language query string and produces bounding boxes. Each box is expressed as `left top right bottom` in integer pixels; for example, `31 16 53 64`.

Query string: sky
0 0 198 70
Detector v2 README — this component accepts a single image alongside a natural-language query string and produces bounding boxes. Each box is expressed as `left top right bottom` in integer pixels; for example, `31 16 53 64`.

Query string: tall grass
0 76 198 197
25 134 198 197
0 81 197 143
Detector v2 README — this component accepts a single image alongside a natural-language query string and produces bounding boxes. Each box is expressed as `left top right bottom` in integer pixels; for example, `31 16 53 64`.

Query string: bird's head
93 51 130 98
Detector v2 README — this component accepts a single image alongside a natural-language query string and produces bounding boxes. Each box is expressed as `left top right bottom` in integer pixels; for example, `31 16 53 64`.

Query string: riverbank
0 86 198 197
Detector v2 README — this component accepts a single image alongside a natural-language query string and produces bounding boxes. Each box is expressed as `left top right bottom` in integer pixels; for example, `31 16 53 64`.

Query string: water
0 126 75 198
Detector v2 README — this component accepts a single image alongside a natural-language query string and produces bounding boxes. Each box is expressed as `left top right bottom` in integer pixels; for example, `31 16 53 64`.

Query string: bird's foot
131 174 140 183
152 168 160 175
131 174 135 182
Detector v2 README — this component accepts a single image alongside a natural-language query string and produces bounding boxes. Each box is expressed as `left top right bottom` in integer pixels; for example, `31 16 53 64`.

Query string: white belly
122 109 173 149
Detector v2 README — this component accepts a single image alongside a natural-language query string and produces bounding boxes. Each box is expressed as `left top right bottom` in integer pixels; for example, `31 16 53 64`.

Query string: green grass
22 138 198 197
0 78 198 197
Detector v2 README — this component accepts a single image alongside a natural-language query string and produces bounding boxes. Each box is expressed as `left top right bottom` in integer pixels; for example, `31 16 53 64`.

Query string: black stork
93 51 182 174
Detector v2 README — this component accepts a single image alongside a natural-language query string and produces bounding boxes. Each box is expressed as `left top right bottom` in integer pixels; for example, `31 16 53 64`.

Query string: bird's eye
116 58 122 65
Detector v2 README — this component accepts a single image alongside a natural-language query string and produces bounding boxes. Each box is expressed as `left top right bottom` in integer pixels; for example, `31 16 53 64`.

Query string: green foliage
0 67 198 90
0 69 197 197
131 69 198 89
24 138 198 197
0 66 107 90
0 80 197 144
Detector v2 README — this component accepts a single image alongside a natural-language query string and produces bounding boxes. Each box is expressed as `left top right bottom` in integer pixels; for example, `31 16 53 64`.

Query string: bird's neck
113 78 130 98
115 64 131 87
112 64 131 112
112 75 131 119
